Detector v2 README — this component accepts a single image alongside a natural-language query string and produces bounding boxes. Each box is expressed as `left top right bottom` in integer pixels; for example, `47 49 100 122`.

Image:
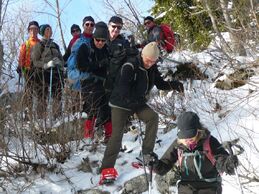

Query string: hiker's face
94 38 106 49
83 21 95 34
144 20 155 30
28 25 39 38
108 22 122 40
142 55 157 69
44 27 52 39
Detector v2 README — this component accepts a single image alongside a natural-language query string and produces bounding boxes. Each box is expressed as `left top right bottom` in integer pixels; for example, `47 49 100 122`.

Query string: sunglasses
72 29 80 33
85 23 95 27
95 38 106 42
144 21 151 25
111 25 122 30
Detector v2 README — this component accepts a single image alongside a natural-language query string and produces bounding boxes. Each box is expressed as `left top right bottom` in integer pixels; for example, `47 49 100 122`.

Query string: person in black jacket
99 41 184 185
77 22 111 143
104 16 130 93
151 111 239 194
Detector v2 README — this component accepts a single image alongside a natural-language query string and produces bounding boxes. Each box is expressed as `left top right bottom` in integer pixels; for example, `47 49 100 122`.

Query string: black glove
170 80 184 93
99 58 109 68
16 66 22 77
148 152 159 167
225 155 239 175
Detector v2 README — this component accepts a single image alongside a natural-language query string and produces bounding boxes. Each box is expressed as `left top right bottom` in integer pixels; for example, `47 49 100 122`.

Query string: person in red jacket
17 21 40 119
63 24 81 62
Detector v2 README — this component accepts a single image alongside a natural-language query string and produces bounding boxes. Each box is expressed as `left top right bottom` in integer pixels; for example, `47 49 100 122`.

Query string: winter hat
27 21 39 31
142 42 160 59
93 22 109 40
144 16 154 22
177 111 202 139
70 24 81 34
82 16 95 25
109 16 123 24
39 24 51 36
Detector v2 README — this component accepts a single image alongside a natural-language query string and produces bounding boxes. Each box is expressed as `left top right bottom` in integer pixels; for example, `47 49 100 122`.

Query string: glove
16 66 22 76
44 60 55 69
148 152 159 167
99 58 109 68
52 57 63 66
225 155 239 175
170 80 184 93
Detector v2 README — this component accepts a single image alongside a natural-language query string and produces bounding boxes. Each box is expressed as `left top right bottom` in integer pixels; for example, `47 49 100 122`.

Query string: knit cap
27 21 39 31
82 16 95 26
109 16 123 24
177 111 201 139
144 16 154 22
142 42 160 59
70 24 81 34
93 22 109 40
39 24 51 36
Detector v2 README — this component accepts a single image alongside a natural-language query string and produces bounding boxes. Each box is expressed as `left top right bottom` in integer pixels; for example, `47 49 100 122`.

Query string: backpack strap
177 136 220 183
203 135 216 166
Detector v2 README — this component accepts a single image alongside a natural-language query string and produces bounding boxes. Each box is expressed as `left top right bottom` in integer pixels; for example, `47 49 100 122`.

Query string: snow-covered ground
1 42 259 194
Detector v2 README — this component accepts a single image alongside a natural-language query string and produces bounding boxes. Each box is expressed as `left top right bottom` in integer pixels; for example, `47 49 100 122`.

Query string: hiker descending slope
31 24 64 119
17 21 40 119
77 22 112 143
99 42 184 185
150 111 239 194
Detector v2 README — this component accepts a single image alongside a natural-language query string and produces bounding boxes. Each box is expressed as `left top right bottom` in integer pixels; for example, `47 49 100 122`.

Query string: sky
12 0 154 50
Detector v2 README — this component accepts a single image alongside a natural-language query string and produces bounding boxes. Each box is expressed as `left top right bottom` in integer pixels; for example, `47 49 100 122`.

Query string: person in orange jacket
17 21 40 119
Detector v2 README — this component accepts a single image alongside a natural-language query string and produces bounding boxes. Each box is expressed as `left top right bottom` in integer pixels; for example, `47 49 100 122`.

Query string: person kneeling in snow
150 111 239 194
99 41 184 185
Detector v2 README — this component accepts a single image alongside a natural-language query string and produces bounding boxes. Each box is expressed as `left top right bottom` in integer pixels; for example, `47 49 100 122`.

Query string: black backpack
104 46 139 92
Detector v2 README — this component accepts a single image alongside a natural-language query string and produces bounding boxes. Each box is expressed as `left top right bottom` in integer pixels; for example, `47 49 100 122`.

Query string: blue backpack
67 35 91 91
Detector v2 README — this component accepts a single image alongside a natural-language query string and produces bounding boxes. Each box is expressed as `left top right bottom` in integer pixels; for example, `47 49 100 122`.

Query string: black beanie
70 24 81 34
39 24 51 36
109 16 123 24
177 111 201 139
144 16 154 22
93 22 109 40
27 21 39 31
82 16 95 25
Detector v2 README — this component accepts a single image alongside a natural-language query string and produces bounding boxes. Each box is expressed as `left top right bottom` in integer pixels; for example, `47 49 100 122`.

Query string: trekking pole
48 67 53 127
222 139 244 194
137 120 151 192
149 160 154 194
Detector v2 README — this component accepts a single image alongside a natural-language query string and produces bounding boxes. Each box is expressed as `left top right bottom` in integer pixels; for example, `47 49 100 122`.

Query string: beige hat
142 42 160 59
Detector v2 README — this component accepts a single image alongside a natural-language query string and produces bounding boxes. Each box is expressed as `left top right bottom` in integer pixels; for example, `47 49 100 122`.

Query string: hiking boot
99 168 118 185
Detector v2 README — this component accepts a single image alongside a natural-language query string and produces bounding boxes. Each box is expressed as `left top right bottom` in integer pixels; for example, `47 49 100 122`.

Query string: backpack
159 24 175 53
104 46 139 92
177 135 218 182
66 35 91 91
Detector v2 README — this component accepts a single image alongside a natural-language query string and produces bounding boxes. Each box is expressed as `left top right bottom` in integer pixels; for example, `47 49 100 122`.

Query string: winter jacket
109 54 182 111
104 34 130 92
31 38 64 71
147 25 163 43
63 33 92 63
77 39 109 80
18 37 40 70
154 130 233 190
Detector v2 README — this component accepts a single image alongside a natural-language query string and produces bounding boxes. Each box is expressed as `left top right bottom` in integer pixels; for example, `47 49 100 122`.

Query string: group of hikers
17 15 239 194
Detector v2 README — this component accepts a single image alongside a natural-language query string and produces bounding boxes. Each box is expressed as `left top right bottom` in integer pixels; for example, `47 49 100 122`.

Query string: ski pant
100 104 159 170
34 69 63 119
178 181 222 194
81 80 110 123
21 69 34 117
